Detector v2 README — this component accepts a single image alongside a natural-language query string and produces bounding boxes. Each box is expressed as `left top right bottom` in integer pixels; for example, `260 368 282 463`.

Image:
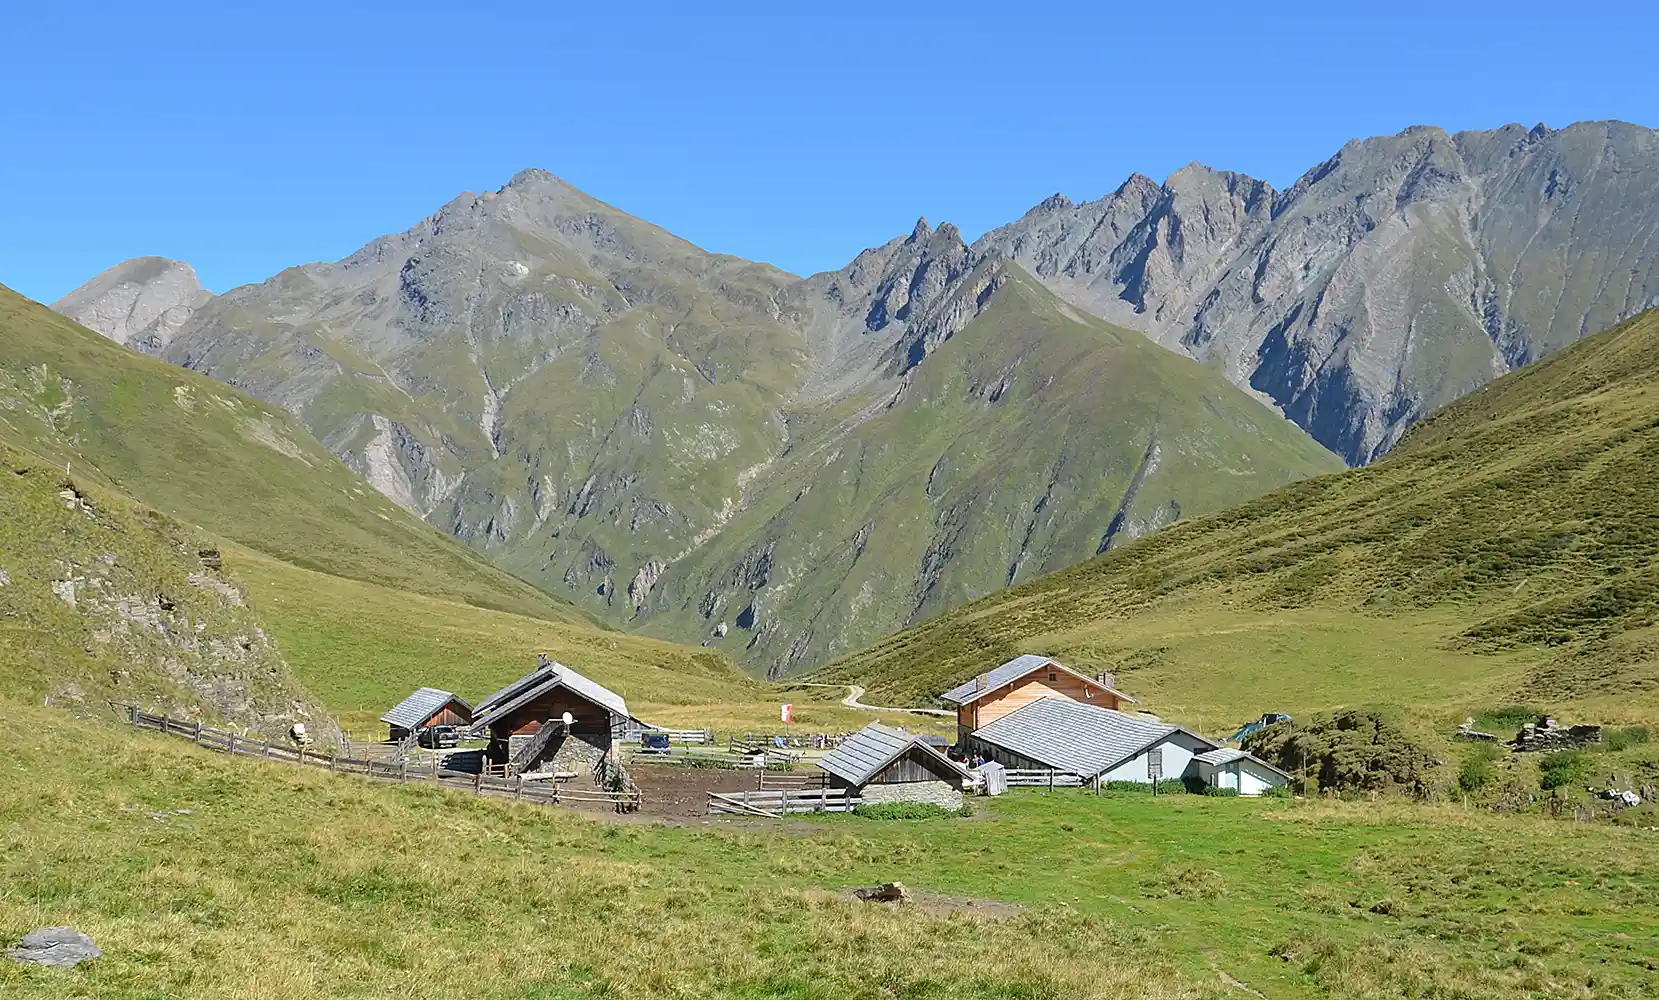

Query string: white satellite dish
561 711 574 727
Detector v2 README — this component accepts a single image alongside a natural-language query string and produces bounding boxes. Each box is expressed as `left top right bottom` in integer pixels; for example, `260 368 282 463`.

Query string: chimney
1096 671 1116 690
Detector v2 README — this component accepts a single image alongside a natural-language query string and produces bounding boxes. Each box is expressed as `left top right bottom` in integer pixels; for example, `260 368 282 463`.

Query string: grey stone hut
817 723 972 809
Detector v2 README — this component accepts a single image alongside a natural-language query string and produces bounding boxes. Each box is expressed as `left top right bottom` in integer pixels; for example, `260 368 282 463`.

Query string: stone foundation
859 780 964 810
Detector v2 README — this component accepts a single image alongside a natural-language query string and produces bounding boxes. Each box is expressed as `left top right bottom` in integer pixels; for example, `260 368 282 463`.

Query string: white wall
1100 731 1213 784
1237 760 1285 796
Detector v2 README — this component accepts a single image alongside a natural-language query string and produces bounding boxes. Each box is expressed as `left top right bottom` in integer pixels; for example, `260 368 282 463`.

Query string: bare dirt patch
828 886 1023 919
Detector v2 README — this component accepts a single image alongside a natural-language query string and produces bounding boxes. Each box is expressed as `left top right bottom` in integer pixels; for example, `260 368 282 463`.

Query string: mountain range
50 119 1659 675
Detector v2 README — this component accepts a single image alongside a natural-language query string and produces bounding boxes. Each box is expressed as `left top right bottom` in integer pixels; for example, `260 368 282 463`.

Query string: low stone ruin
1454 718 1501 742
1509 717 1602 752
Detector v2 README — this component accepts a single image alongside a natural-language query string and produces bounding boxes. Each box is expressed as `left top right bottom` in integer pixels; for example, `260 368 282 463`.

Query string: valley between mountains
51 119 1659 677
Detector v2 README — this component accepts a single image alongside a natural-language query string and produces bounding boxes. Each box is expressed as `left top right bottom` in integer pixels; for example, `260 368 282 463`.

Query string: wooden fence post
1048 770 1055 792
780 789 790 815
474 771 483 796
226 734 237 756
515 776 524 802
193 721 203 745
400 761 408 783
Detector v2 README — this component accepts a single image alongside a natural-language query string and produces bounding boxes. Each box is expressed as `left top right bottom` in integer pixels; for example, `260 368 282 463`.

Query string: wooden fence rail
707 788 860 818
124 708 642 811
1003 769 1086 788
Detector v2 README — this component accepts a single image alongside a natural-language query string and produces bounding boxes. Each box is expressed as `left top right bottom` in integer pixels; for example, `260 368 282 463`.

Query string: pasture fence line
706 787 860 817
121 707 642 811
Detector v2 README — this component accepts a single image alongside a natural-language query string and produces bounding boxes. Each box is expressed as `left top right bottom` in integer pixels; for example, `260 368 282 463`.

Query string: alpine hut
938 654 1136 745
1192 747 1292 795
966 697 1218 788
817 723 973 809
381 688 473 743
471 656 630 776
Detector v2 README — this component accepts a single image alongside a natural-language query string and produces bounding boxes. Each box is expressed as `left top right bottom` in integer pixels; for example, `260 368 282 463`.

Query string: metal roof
380 688 469 729
817 722 969 787
1193 746 1293 780
938 654 1137 706
471 659 628 729
971 698 1212 778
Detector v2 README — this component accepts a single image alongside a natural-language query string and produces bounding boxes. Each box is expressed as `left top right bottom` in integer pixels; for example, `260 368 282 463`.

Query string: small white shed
1193 748 1291 796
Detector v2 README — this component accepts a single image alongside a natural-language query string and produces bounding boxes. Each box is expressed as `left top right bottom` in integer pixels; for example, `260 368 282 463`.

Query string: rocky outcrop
51 257 212 350
979 121 1659 464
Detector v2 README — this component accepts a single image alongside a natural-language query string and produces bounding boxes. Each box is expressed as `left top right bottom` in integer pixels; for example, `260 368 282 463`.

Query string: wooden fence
124 708 641 810
758 770 824 791
1004 769 1086 788
623 726 714 745
707 787 859 818
622 744 798 770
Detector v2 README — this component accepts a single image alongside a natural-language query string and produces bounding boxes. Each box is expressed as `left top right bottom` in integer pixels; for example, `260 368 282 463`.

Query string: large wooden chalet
937 654 1135 745
471 656 632 776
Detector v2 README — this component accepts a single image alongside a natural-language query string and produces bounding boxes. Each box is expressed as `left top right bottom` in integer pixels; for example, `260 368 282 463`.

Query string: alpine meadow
5 7 1659 997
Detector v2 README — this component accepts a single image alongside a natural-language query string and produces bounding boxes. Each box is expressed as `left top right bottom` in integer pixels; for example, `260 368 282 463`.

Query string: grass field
3 699 1657 1000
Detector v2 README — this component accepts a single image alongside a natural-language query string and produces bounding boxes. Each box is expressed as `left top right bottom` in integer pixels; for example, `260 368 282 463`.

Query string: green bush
1474 705 1545 732
1259 784 1293 798
1105 780 1153 793
1243 707 1432 792
1605 726 1651 752
853 802 961 820
1202 786 1241 797
1156 778 1189 795
1457 743 1503 793
1538 749 1593 790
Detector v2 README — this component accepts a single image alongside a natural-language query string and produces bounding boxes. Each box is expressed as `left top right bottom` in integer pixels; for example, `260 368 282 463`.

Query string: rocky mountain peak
51 257 212 351
907 217 933 241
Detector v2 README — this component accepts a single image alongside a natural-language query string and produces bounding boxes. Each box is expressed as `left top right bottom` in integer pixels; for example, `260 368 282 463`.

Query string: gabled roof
381 688 471 729
938 654 1137 707
817 723 971 787
970 697 1215 779
1193 747 1293 780
472 658 628 729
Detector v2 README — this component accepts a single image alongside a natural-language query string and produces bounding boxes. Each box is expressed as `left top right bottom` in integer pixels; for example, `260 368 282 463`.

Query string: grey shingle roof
817 723 969 787
938 654 1137 706
472 659 628 729
970 698 1212 778
1193 746 1292 779
381 688 469 729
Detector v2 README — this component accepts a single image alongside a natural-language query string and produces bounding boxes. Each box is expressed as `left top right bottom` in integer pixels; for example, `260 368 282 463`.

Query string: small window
1047 672 1057 681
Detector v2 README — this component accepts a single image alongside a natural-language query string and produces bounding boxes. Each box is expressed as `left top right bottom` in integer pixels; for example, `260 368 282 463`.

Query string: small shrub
1243 707 1433 792
1605 726 1651 752
853 802 959 820
1155 778 1188 795
1538 749 1593 790
1259 784 1293 799
1457 743 1503 793
1202 785 1241 797
1105 780 1153 794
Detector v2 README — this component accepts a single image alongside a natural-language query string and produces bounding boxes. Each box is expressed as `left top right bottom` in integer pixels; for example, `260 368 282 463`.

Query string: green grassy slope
0 442 322 733
4 701 1657 999
0 284 590 623
633 269 1342 675
819 307 1659 731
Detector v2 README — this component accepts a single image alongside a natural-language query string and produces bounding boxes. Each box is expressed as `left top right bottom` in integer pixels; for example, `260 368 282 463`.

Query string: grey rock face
7 927 102 968
51 257 212 350
978 121 1659 464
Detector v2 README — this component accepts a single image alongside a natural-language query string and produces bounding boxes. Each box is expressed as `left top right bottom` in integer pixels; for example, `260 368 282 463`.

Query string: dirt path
797 683 952 717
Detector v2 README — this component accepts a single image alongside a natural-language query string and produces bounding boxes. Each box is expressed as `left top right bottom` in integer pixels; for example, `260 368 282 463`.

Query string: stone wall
860 780 964 810
509 730 611 777
1510 718 1602 752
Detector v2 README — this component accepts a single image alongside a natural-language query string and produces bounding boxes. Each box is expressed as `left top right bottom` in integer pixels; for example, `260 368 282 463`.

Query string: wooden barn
817 723 972 809
471 656 631 776
938 654 1136 745
380 687 473 742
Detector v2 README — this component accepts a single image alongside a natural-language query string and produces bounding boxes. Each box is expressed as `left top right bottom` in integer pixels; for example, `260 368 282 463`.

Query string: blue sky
4 1 1657 303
